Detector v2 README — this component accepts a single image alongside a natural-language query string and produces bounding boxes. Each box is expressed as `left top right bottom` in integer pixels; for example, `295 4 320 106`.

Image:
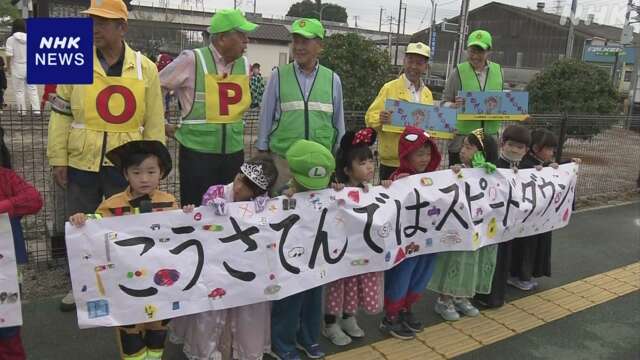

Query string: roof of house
413 1 630 42
251 23 291 43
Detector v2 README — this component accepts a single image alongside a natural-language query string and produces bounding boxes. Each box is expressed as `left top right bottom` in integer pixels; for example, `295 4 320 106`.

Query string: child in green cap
270 139 335 360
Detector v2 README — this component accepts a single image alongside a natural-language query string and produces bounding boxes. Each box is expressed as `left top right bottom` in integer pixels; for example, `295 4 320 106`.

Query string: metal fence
1 108 639 268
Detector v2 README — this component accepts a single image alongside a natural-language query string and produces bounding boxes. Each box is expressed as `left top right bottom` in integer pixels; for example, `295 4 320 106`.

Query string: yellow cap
405 42 430 59
82 0 128 21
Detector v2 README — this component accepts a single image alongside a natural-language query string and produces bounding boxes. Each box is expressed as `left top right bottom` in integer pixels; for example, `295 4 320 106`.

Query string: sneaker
340 316 365 338
60 290 76 312
269 349 301 360
323 323 352 346
453 297 480 317
399 310 424 333
434 299 460 321
379 316 415 340
507 277 536 291
295 343 325 359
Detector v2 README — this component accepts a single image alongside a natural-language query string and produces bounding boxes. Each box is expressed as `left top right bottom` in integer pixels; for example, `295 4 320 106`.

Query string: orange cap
82 0 128 21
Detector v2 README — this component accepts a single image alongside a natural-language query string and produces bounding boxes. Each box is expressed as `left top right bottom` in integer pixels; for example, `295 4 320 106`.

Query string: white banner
0 214 23 328
67 164 578 328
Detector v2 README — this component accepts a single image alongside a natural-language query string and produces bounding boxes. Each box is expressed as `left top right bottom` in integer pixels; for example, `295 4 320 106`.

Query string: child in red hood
380 126 441 340
0 125 43 360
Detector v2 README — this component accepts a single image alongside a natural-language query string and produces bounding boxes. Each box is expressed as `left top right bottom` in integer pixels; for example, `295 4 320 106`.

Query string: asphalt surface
20 202 640 360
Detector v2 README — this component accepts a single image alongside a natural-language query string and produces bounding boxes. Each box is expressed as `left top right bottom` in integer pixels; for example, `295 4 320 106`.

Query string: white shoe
323 323 352 346
340 316 365 338
60 290 76 312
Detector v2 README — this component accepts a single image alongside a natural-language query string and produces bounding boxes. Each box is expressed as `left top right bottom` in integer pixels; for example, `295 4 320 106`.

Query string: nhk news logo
27 18 93 84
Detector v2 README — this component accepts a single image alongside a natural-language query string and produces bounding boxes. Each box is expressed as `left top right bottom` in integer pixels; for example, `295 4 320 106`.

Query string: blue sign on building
27 18 93 84
582 45 635 64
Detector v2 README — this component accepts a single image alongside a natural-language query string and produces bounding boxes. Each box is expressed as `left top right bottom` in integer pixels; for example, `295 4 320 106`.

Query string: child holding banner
168 156 278 360
380 126 441 340
474 125 530 308
271 140 335 360
323 128 390 346
69 140 194 360
428 128 499 321
508 129 558 291
0 125 43 360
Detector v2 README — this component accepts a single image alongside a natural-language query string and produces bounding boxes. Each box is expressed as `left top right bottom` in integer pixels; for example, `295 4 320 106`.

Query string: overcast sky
137 0 630 35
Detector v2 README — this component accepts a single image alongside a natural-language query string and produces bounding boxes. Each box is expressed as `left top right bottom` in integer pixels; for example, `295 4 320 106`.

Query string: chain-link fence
1 108 639 268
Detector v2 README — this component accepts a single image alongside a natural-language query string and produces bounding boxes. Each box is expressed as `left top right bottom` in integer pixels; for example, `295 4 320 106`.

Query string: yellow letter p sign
205 74 251 124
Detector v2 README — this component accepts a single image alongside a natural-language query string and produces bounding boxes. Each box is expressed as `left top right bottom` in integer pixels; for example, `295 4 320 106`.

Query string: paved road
20 202 640 359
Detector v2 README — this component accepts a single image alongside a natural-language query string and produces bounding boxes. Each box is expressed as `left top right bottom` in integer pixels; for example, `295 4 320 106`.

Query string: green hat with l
291 18 325 39
286 140 335 190
467 29 492 50
209 9 257 34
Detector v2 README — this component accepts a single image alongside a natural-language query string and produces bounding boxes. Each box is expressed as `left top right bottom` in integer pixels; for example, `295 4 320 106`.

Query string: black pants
66 166 128 217
379 164 397 181
178 145 244 206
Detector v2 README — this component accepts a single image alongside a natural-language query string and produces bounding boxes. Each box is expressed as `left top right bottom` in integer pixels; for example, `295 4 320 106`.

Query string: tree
286 0 348 23
527 59 619 139
527 59 618 114
0 0 20 25
320 33 393 111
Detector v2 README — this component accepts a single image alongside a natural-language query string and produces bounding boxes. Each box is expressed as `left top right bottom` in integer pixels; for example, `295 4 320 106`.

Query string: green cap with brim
286 140 335 190
291 18 325 39
467 29 492 50
209 9 257 34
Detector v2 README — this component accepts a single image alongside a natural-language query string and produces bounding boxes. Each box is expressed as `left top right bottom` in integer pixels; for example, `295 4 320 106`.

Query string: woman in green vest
442 29 504 166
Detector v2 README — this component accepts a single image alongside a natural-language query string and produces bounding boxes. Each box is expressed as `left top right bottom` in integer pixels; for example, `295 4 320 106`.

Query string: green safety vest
176 47 248 154
268 63 336 157
457 61 503 135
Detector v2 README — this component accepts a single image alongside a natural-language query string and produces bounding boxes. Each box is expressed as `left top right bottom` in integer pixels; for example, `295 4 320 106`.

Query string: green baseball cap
291 18 325 39
467 29 492 50
286 140 335 190
209 9 257 34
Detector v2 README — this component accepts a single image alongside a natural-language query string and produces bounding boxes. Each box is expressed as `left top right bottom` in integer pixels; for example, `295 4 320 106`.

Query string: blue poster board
457 91 529 121
382 99 457 139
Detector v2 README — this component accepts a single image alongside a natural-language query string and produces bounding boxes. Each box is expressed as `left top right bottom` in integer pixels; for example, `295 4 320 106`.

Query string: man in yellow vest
46 0 165 313
256 18 345 194
443 29 504 166
365 42 433 180
160 9 256 206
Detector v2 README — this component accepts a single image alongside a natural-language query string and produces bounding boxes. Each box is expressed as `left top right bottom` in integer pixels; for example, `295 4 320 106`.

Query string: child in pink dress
323 128 389 346
169 156 278 360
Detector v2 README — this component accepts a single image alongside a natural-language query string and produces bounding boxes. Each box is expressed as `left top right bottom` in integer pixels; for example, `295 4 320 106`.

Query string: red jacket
390 126 442 180
0 167 43 218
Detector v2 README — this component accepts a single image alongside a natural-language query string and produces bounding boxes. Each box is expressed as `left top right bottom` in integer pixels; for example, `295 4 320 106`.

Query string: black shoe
400 310 424 333
379 317 415 340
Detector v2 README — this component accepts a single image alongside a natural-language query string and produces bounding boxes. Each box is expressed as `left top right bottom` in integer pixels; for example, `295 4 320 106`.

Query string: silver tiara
241 163 269 190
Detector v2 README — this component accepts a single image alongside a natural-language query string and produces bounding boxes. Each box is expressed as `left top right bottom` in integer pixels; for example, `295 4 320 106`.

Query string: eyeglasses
404 132 430 142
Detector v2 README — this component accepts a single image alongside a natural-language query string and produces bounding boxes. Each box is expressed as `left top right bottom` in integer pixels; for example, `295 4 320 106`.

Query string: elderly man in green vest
160 9 256 205
443 29 504 166
257 18 345 193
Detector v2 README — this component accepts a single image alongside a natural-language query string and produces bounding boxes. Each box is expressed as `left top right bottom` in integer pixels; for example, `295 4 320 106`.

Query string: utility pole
388 15 395 62
427 0 436 49
379 7 384 32
233 0 237 9
454 0 470 66
402 4 407 34
20 0 29 18
253 0 256 13
354 15 359 28
565 0 577 58
394 0 404 66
